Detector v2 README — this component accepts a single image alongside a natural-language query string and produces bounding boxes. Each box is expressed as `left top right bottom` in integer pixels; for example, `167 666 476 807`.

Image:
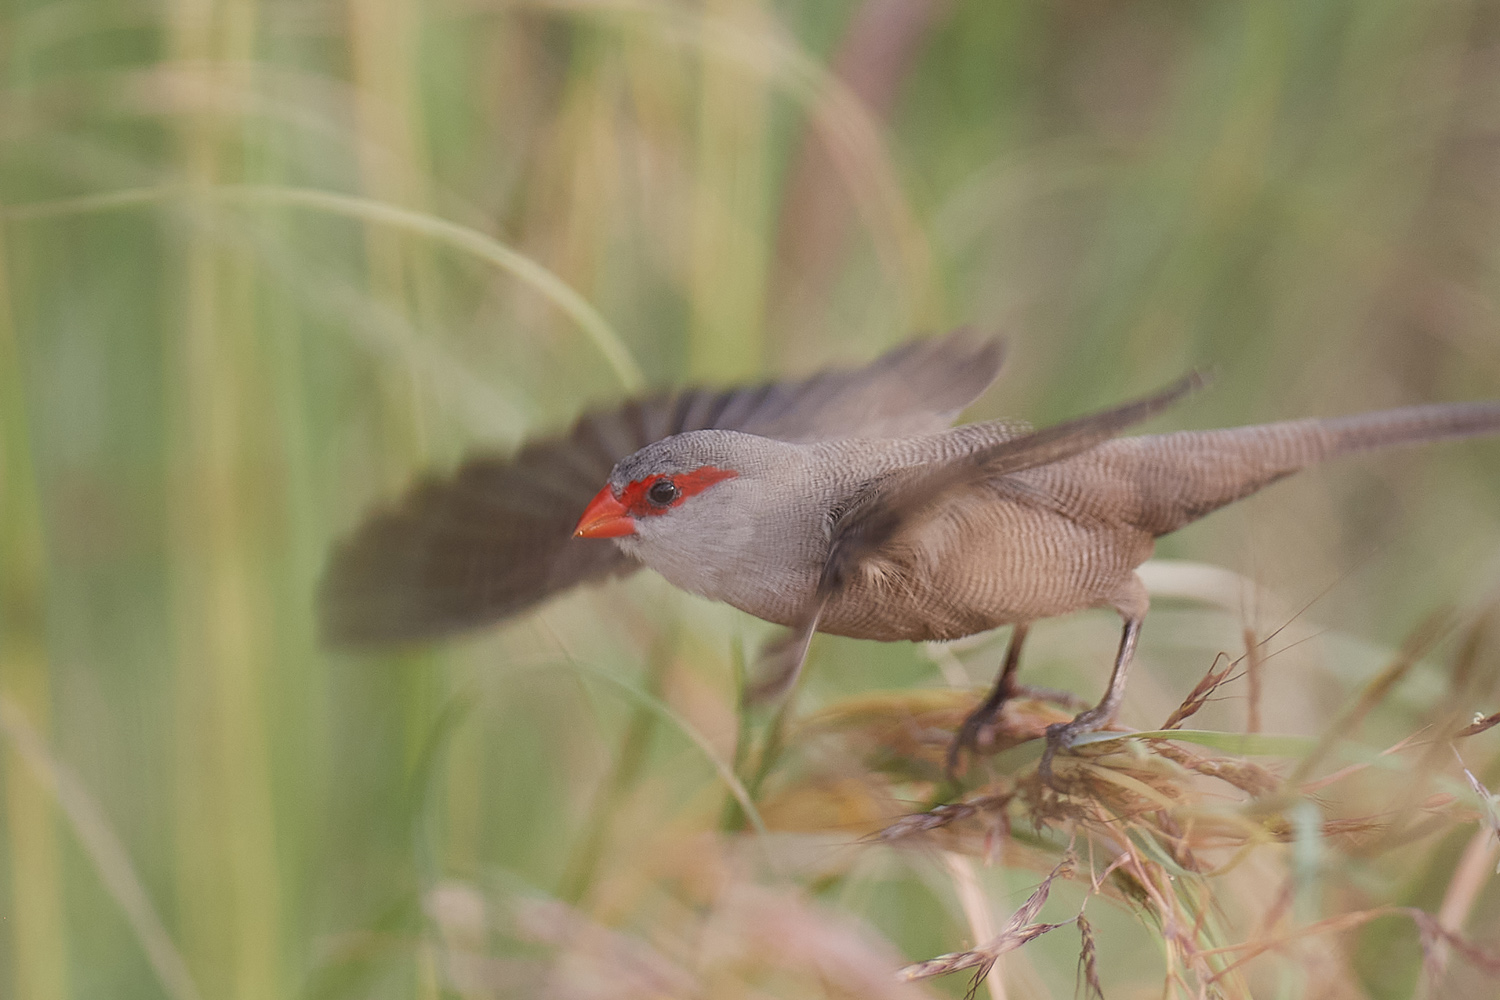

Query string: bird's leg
1040 616 1141 785
946 622 1030 777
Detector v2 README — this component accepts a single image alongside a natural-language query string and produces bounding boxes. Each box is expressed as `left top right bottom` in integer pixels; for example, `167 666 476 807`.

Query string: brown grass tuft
775 623 1500 998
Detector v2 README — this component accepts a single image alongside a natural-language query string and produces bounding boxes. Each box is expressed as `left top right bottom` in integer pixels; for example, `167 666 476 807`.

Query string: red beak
574 485 636 538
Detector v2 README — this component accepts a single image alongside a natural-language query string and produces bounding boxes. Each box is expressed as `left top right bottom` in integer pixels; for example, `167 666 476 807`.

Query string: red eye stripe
614 476 665 514
617 466 738 516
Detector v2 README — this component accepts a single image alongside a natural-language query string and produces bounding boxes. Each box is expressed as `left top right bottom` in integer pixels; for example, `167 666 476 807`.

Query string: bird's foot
1038 710 1111 789
947 687 1092 781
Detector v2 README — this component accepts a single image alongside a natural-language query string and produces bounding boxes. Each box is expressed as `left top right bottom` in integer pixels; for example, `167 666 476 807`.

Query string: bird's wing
726 328 1006 442
321 329 1006 648
818 372 1206 594
749 372 1205 699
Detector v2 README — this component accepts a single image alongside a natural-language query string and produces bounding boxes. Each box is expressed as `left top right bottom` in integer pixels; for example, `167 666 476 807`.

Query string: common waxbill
322 331 1500 774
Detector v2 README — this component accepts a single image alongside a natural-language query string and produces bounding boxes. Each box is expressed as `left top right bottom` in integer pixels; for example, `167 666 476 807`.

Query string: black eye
647 479 680 506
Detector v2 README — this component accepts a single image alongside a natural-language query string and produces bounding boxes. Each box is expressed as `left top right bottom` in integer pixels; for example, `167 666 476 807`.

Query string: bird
321 330 1500 778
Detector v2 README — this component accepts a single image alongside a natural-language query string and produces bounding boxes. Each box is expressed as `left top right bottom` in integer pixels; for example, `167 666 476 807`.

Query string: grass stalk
0 208 69 1000
687 0 770 380
166 3 284 997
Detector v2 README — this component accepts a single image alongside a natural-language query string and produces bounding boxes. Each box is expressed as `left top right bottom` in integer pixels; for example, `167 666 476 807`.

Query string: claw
1038 721 1077 789
1037 616 1143 790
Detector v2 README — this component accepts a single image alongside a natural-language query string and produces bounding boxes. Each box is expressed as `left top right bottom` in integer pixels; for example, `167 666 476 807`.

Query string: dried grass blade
1455 712 1500 738
1244 626 1263 734
1452 748 1500 869
1076 914 1103 999
1162 652 1234 731
899 858 1074 988
873 793 1013 843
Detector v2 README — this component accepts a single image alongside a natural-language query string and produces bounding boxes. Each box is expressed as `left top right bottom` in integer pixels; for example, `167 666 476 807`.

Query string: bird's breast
630 517 826 627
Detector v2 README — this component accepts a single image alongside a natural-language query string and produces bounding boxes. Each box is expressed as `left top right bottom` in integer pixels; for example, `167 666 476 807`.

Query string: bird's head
571 430 824 594
573 430 764 542
574 467 736 540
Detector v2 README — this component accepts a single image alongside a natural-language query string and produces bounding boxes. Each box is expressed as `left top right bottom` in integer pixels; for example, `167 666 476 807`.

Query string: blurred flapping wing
726 328 1006 442
321 329 1006 648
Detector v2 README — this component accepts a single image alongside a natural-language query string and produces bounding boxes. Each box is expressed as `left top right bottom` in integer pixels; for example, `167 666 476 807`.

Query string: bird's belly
816 580 1042 642
815 507 1153 642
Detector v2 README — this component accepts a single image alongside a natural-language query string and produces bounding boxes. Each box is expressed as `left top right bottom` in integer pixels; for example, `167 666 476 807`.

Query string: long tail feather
1100 400 1500 537
1322 401 1500 455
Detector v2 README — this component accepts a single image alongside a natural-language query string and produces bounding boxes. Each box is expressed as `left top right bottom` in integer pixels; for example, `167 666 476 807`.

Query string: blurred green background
5 0 1500 997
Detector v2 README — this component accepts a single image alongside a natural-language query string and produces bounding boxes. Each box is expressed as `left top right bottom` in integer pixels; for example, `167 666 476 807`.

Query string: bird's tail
1112 400 1500 538
1321 401 1500 457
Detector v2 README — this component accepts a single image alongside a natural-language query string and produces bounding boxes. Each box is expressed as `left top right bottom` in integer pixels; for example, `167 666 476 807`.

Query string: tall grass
3 1 1500 997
